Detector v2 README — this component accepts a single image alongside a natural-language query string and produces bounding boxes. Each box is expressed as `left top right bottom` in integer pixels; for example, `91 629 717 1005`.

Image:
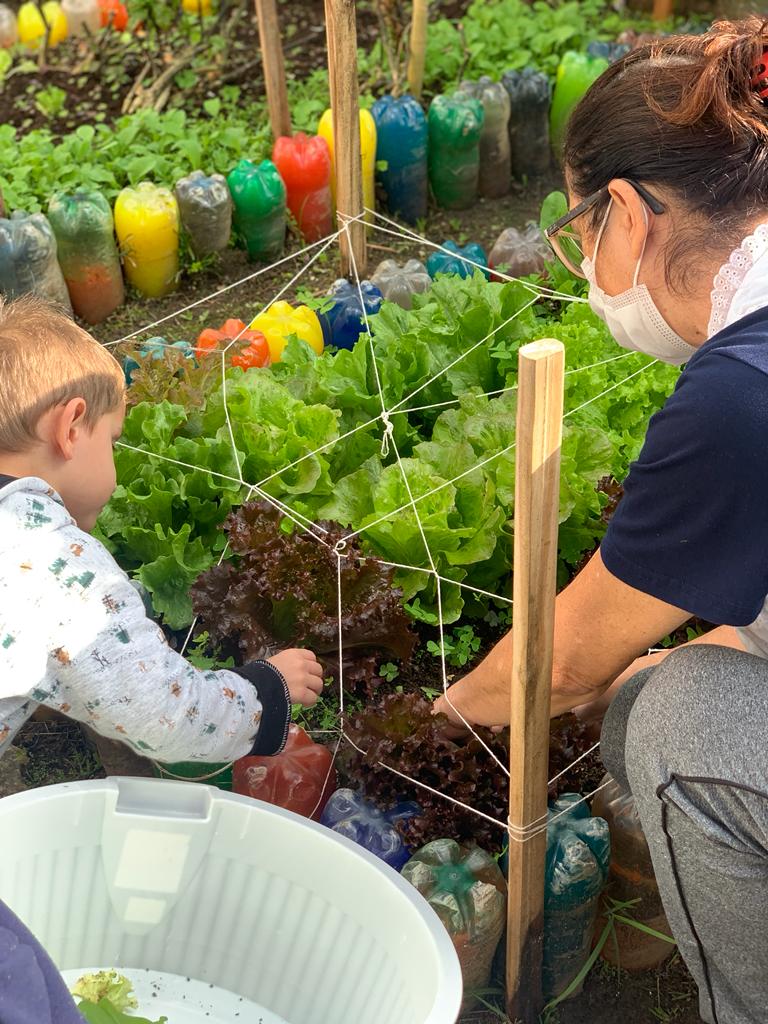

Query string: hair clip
750 45 768 105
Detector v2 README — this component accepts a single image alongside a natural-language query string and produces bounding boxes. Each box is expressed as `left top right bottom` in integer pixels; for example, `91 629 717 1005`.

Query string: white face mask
582 200 694 366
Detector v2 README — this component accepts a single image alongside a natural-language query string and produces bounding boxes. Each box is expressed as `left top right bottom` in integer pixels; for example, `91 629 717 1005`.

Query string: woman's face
565 176 713 346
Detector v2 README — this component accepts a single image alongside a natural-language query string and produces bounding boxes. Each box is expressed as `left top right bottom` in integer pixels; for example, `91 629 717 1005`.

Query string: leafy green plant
379 661 400 682
102 274 677 627
427 624 482 667
35 85 67 119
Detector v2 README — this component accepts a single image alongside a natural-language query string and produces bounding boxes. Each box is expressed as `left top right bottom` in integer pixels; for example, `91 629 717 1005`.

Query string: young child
0 296 323 764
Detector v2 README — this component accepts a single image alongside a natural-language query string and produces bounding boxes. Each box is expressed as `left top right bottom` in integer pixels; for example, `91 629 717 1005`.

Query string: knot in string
380 411 395 457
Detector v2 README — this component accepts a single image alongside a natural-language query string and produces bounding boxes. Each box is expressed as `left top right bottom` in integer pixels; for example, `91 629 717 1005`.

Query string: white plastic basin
0 778 462 1024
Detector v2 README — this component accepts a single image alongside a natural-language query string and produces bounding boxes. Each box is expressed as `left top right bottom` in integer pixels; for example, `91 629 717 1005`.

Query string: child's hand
267 649 324 707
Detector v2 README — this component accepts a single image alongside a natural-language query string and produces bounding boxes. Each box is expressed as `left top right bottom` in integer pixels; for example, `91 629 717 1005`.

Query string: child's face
62 404 125 532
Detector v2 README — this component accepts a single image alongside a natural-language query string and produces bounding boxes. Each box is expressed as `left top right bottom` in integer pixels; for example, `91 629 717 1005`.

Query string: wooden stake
506 339 565 1023
407 0 428 99
324 0 366 277
652 0 674 20
254 0 291 140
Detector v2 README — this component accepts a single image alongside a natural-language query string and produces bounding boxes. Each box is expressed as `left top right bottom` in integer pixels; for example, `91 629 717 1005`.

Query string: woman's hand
267 649 324 707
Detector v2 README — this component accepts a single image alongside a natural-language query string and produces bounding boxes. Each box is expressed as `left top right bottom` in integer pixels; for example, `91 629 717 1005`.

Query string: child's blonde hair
0 295 125 453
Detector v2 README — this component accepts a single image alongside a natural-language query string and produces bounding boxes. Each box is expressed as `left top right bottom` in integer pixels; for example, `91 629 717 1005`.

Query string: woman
436 19 768 1024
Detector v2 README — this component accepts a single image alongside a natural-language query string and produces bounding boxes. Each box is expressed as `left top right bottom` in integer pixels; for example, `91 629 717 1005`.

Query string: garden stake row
507 338 565 1023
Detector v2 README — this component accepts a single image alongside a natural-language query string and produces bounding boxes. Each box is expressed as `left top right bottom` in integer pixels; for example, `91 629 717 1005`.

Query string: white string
111 209 651 842
362 208 589 305
105 221 364 348
547 740 601 788
346 222 512 780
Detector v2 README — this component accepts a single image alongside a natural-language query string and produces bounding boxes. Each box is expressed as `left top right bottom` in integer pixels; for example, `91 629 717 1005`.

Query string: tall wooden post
407 0 428 99
652 0 674 20
324 0 366 277
254 0 292 140
506 339 565 1023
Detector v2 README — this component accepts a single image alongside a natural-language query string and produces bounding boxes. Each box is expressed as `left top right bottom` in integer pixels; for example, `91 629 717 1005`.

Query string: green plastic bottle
549 51 609 155
428 92 485 210
226 159 286 262
48 190 124 325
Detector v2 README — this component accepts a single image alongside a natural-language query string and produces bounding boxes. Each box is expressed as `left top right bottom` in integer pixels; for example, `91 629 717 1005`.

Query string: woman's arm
434 549 692 727
572 623 744 725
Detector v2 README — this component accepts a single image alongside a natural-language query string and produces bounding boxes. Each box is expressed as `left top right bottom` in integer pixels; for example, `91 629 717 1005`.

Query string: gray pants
601 645 768 1024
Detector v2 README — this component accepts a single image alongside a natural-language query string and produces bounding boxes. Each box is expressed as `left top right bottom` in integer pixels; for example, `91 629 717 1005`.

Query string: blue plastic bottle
372 94 428 225
320 278 383 350
426 240 488 280
320 789 420 869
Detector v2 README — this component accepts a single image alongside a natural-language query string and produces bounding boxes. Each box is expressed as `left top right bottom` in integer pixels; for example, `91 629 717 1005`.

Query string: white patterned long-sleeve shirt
0 476 290 762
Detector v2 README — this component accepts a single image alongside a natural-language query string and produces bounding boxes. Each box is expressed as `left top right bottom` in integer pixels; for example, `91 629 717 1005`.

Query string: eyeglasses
544 180 666 278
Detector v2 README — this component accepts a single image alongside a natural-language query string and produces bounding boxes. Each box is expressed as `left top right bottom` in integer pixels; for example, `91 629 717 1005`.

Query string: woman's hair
564 17 768 289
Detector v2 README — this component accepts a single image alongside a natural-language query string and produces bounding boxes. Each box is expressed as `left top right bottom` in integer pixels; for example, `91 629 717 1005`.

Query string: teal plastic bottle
428 92 484 209
544 794 610 999
226 159 286 262
549 51 609 155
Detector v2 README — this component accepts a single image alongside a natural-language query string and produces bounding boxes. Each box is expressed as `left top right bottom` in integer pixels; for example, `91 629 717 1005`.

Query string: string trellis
114 210 657 843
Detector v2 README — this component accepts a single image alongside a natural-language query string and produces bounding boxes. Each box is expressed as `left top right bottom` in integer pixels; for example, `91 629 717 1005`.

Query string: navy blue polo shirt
601 305 768 626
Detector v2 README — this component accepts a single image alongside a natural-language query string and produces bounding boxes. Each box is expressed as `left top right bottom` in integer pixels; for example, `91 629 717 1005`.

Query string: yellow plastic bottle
250 301 324 363
317 108 376 223
18 0 67 47
114 182 179 299
181 0 212 13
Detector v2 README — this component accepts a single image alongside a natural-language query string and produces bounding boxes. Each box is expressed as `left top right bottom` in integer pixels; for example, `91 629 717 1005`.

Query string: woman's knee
625 644 768 789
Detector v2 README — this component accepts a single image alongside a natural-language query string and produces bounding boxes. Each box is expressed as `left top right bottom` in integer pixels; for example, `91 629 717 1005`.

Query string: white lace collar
708 222 768 337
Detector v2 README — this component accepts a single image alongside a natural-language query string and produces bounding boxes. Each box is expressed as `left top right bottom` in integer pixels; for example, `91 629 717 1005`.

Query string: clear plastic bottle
427 92 484 209
403 839 506 1003
114 182 179 298
0 211 72 312
457 77 511 198
592 773 674 970
61 0 100 36
227 159 286 263
48 189 124 324
371 258 431 310
174 170 232 257
0 4 18 46
488 223 549 281
502 68 552 179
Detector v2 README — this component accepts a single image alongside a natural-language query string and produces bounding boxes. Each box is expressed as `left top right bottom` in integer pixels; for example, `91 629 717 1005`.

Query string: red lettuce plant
191 500 416 692
343 692 595 852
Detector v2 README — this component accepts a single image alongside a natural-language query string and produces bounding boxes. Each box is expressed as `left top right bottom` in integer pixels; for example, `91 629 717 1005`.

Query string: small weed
35 85 67 119
427 625 482 668
378 661 400 682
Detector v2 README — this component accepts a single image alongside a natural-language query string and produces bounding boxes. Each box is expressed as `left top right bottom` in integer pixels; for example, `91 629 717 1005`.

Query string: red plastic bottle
233 724 336 820
272 132 333 243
